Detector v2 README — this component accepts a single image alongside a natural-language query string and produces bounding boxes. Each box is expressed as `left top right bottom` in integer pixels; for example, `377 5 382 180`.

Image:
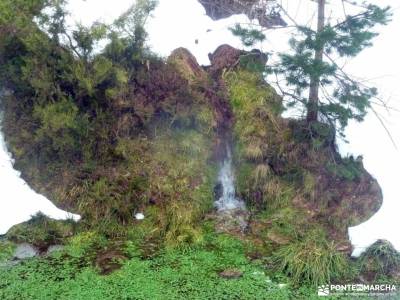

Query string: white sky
1 0 399 256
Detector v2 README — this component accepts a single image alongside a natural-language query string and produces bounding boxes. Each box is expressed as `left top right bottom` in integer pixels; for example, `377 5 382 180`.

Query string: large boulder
168 47 207 81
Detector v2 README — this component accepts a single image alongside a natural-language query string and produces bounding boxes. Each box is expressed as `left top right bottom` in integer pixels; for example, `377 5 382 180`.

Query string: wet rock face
200 0 255 20
13 243 39 260
214 182 223 201
12 243 64 260
198 0 287 28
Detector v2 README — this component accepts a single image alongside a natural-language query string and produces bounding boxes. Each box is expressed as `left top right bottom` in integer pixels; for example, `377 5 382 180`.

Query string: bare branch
370 105 398 149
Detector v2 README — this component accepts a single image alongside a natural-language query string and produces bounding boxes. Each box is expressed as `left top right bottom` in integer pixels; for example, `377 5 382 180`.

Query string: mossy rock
359 239 400 281
6 213 76 251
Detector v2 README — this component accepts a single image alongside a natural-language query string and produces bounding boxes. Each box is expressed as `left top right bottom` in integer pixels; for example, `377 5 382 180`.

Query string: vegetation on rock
0 0 219 249
223 62 383 286
0 0 397 298
359 240 400 282
6 213 76 251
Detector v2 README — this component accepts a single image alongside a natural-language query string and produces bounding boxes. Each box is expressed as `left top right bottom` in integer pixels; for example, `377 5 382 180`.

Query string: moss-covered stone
6 213 76 251
359 240 400 282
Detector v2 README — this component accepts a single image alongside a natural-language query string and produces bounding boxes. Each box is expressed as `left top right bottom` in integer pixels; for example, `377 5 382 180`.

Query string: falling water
214 146 245 212
0 106 80 234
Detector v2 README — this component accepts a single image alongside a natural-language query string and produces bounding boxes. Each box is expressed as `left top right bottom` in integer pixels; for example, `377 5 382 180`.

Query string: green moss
225 69 283 162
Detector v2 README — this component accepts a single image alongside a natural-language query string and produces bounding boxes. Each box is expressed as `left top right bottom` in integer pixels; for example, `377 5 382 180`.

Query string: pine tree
278 1 390 132
231 1 391 135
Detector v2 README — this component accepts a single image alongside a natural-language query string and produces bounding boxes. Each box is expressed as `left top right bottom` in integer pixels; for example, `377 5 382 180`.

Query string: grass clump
263 179 295 212
65 231 108 259
271 228 348 286
162 201 204 250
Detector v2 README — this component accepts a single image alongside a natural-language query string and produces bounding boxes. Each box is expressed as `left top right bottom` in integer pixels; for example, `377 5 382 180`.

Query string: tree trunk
307 0 325 123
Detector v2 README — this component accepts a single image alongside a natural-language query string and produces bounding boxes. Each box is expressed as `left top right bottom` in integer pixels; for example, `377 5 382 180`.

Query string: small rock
278 283 287 289
14 243 39 260
219 268 243 279
135 213 145 220
335 241 352 253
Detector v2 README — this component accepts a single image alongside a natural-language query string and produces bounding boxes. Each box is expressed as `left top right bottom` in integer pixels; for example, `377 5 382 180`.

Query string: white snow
135 213 145 220
0 113 80 234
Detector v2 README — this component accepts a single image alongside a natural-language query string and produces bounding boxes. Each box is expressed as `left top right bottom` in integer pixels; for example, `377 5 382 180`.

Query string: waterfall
215 146 245 212
0 109 80 235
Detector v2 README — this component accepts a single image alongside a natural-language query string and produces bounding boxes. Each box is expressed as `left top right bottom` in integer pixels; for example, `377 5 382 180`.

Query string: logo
318 285 330 296
317 284 398 297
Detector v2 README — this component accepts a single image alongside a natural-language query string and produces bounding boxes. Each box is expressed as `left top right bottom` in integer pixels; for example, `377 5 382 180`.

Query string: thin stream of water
214 146 245 212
